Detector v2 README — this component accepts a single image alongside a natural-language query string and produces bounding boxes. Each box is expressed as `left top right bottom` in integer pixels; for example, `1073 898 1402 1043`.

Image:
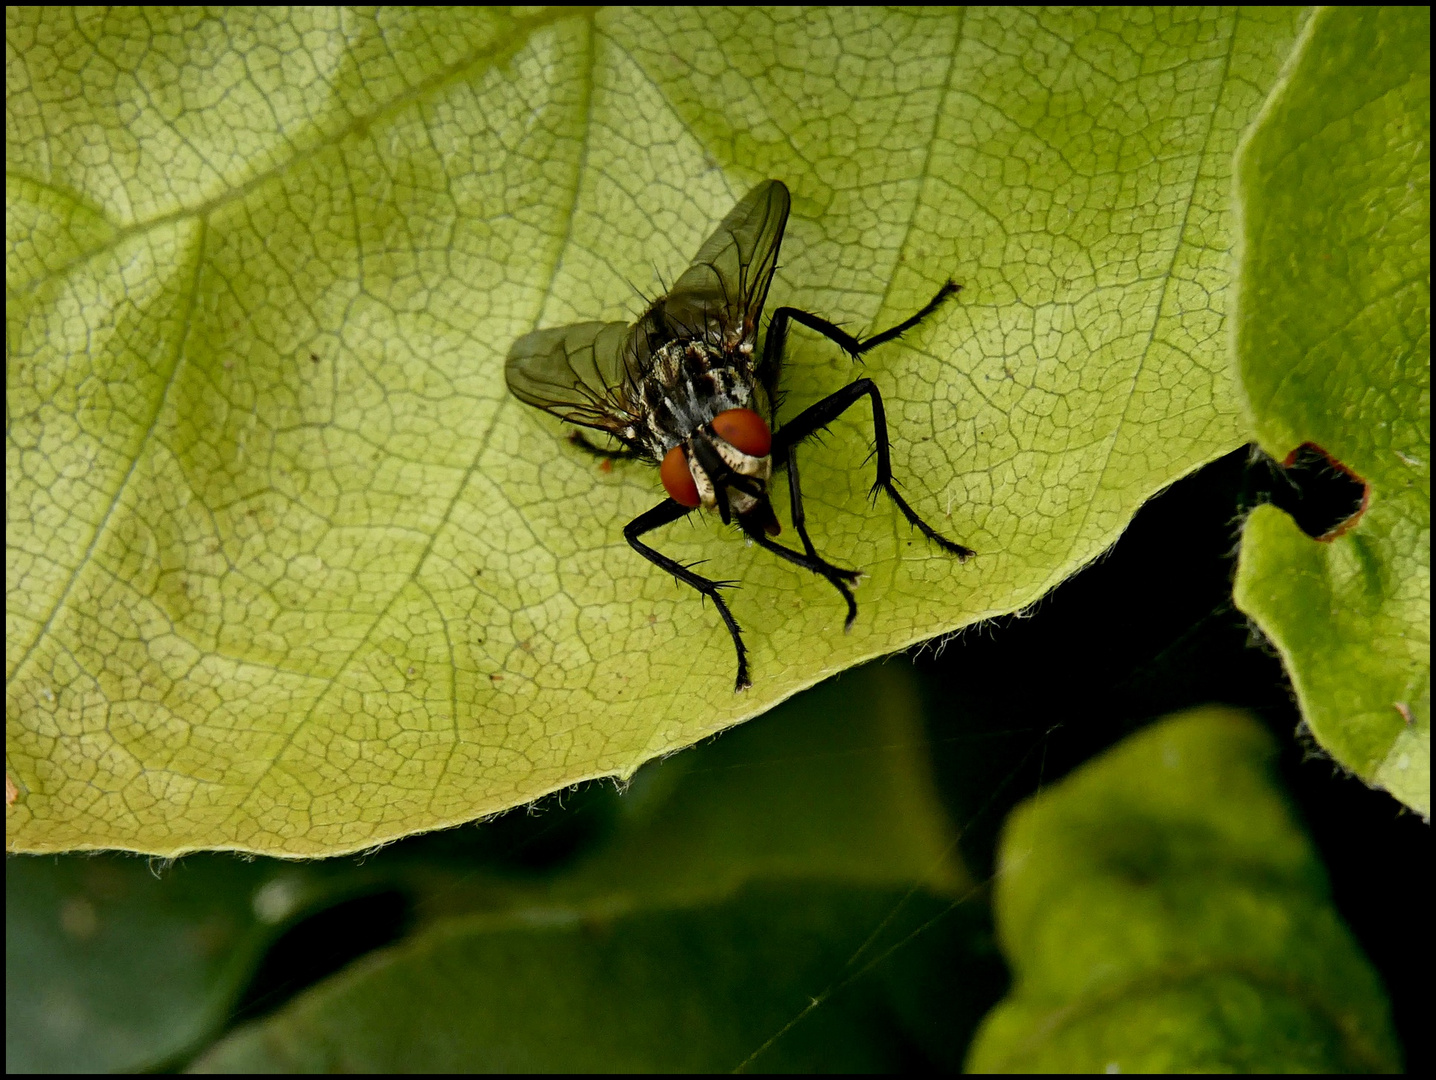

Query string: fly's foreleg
624 499 751 690
738 496 860 629
774 379 975 559
774 452 861 628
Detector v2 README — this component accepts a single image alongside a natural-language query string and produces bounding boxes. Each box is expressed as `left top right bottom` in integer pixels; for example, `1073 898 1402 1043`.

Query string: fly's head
659 408 781 537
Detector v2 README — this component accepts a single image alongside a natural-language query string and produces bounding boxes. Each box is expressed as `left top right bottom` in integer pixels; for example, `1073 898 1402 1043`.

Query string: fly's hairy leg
774 379 975 559
769 451 861 628
568 430 644 461
759 282 962 395
738 499 860 629
764 281 961 366
624 499 751 691
764 279 973 558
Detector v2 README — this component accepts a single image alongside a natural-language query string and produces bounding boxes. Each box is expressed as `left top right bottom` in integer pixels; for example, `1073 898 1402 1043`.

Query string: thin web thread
732 722 1061 1073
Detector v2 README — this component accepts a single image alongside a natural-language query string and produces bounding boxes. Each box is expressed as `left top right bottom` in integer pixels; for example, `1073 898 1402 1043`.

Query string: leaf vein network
7 219 210 693
9 7 582 299
1064 9 1239 567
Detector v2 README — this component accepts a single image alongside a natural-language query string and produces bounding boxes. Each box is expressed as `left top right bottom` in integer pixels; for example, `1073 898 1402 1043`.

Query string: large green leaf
966 706 1400 1073
7 8 1311 855
1230 6 1430 816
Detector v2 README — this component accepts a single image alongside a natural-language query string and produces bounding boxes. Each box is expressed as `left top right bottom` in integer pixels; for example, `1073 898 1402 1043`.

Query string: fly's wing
505 321 637 434
507 184 790 434
659 180 790 349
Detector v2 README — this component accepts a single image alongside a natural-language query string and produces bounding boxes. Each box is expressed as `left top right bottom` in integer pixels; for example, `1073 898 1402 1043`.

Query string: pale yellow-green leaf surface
7 8 1310 855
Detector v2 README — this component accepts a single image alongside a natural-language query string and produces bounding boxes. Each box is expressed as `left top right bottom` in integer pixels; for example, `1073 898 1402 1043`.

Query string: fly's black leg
761 281 961 382
568 430 643 461
624 499 751 690
779 451 861 628
763 279 972 558
774 379 976 559
738 507 860 628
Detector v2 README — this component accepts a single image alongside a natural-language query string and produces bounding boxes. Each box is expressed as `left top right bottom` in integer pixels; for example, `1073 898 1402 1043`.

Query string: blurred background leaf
966 707 1400 1073
191 885 983 1073
6 856 276 1073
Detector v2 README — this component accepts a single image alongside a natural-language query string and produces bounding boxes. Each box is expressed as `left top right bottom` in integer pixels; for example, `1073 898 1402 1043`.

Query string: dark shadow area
395 779 624 875
227 889 411 1028
1241 441 1370 539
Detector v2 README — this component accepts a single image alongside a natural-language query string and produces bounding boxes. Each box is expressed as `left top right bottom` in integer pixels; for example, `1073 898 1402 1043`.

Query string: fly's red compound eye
660 444 701 507
712 408 771 458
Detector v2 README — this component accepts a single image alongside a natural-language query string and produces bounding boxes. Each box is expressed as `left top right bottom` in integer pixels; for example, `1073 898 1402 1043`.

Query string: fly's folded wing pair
503 320 635 433
505 181 792 433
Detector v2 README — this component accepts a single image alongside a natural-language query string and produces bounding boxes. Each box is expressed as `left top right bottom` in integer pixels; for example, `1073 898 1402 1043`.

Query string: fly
505 180 974 690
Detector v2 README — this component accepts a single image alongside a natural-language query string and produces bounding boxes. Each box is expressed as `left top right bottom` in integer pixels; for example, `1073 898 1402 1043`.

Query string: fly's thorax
636 338 759 458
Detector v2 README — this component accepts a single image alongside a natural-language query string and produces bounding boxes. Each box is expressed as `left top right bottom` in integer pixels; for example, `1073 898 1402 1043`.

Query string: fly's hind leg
764 279 973 559
625 499 751 691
